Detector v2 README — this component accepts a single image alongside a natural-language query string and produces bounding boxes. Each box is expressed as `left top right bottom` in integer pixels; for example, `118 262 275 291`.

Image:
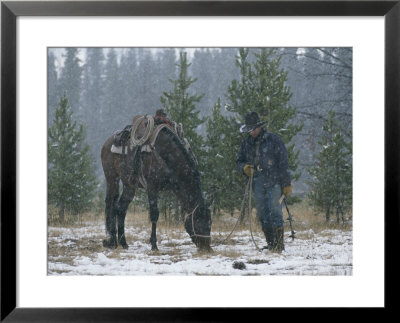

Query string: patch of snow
48 223 352 276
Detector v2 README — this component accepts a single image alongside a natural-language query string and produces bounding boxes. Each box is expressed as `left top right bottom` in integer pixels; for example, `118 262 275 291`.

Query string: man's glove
282 184 293 198
243 164 254 177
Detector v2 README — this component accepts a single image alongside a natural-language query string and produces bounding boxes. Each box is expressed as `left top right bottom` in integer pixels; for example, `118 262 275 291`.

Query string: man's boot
262 226 275 250
273 226 285 253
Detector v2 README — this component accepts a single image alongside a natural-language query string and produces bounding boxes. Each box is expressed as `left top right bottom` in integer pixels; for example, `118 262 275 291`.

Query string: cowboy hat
240 111 268 133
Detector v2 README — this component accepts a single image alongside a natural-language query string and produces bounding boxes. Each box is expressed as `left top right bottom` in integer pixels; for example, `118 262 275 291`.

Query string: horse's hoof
103 238 117 249
197 242 214 253
198 246 214 254
119 237 129 249
149 237 158 251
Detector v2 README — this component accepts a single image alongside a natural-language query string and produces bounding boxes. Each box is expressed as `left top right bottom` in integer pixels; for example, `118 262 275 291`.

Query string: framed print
1 0 399 321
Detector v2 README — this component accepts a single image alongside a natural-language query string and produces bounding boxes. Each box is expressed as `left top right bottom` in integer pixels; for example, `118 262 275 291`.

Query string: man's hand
243 164 254 177
282 184 293 198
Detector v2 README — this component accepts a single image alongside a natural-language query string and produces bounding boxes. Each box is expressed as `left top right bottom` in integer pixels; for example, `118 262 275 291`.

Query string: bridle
185 204 211 240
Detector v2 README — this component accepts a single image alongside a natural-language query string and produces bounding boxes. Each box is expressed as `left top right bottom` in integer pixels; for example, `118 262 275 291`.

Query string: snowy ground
48 220 352 276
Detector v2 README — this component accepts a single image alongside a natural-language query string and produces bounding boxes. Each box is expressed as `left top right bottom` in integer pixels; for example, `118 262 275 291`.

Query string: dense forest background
47 47 352 220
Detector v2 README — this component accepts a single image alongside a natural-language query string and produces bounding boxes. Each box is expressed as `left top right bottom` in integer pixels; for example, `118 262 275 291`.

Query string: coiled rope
130 115 154 147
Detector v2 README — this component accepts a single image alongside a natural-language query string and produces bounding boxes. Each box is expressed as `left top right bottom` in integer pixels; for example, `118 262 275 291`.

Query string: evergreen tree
119 48 139 118
48 93 97 222
191 48 240 126
227 48 302 183
136 49 160 112
80 48 105 166
48 52 59 127
307 111 352 223
160 51 206 163
57 48 83 118
154 48 177 104
102 48 124 134
191 49 214 120
204 48 303 215
159 51 206 222
203 98 244 216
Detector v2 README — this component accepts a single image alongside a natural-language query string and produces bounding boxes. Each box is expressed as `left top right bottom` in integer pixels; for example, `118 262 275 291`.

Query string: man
236 111 292 252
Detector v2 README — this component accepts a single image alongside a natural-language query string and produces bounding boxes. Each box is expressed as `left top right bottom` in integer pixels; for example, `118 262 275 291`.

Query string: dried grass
48 198 352 235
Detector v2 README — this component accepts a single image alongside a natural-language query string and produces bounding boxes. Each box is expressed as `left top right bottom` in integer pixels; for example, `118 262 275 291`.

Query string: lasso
130 115 154 148
212 168 262 251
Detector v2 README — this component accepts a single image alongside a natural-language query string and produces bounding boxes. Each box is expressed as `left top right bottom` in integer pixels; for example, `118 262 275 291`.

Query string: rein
211 168 262 252
247 169 262 252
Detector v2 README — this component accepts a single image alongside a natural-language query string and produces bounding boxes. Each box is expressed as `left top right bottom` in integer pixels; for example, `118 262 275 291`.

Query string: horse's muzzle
194 236 213 253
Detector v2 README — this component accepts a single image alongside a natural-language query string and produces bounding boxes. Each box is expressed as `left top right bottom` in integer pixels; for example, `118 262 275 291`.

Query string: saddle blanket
111 144 152 155
111 144 127 154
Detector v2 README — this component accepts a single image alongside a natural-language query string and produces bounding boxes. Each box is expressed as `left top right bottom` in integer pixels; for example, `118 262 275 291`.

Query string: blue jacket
236 129 291 188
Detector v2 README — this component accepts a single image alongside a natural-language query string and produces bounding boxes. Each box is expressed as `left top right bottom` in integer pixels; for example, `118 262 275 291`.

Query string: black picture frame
1 1 398 321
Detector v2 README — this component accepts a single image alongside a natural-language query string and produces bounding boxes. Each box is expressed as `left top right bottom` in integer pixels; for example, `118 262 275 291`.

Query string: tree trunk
173 201 180 224
239 208 245 224
325 205 330 222
59 202 65 223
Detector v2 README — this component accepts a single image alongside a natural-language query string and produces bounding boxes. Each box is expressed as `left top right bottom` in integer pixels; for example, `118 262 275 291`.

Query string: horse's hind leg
103 177 120 248
148 192 159 251
117 186 135 249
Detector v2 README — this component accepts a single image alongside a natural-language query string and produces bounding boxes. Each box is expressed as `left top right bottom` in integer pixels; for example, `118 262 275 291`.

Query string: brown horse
100 116 212 252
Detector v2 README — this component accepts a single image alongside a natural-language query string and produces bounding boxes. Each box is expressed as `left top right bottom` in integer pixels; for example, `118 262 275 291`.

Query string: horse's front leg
148 193 159 251
117 186 135 249
103 180 119 249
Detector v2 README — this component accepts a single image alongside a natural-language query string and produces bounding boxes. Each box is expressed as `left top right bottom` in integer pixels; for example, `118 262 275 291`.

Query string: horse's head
184 202 213 253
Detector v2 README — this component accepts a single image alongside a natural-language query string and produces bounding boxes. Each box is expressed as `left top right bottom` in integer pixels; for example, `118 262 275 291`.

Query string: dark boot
262 226 275 250
273 226 285 253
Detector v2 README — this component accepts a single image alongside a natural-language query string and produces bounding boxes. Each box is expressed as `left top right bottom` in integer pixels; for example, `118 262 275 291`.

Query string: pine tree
160 51 206 163
102 49 124 134
48 52 59 128
159 51 206 222
136 49 160 112
227 48 303 184
203 98 244 216
48 93 97 222
119 49 139 117
154 49 177 104
307 111 352 223
57 48 83 118
204 48 303 214
80 48 105 165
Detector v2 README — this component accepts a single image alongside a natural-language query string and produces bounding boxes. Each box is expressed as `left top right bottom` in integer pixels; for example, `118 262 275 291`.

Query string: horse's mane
159 127 202 194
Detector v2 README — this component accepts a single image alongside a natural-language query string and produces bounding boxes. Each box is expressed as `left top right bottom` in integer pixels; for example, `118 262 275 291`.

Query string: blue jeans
253 178 283 229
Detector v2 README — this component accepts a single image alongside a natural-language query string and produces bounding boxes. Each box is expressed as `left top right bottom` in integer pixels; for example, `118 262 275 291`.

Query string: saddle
111 115 196 188
111 115 187 155
113 124 132 147
111 125 132 154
